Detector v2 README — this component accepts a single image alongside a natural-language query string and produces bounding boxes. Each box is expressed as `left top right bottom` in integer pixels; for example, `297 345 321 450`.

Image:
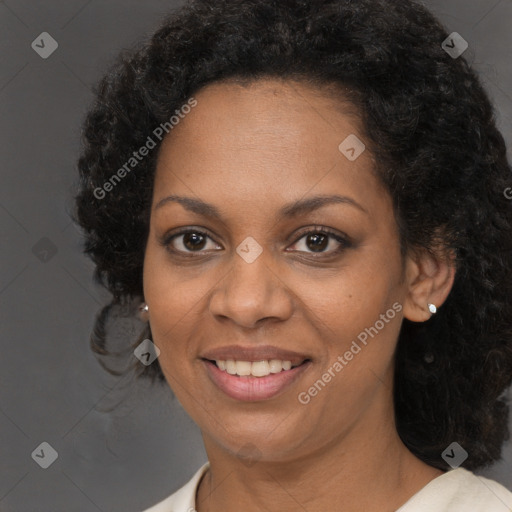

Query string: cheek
293 258 400 340
142 242 211 365
143 233 218 311
295 271 402 416
290 258 404 401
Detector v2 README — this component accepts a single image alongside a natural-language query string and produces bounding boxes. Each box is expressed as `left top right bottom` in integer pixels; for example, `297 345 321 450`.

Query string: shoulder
398 467 512 511
139 461 210 512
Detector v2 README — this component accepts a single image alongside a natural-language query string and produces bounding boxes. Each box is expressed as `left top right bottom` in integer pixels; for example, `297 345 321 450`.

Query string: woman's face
143 79 409 463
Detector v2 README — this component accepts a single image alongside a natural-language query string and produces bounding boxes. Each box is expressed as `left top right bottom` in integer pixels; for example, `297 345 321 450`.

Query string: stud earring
139 302 149 320
427 303 437 314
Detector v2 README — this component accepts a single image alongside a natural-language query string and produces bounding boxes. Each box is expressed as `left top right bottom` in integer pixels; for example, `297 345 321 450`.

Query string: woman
74 0 512 510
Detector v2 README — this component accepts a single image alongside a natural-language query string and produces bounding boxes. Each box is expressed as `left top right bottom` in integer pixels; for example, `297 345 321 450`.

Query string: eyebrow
154 193 368 218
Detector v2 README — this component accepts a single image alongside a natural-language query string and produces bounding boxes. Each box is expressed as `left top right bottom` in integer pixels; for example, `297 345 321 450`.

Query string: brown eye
182 232 207 251
163 229 222 254
287 227 352 256
304 233 329 252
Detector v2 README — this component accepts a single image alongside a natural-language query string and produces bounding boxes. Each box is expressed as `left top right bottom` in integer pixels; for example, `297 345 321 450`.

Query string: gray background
1 1 511 510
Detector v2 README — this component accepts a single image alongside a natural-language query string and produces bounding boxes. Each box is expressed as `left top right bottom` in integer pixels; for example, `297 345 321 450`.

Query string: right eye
162 229 223 255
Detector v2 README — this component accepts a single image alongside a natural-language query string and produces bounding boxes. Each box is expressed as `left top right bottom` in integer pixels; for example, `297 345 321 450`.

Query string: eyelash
160 225 352 259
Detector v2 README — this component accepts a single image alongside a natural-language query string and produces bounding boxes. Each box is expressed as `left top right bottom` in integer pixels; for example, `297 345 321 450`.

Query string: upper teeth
216 359 296 377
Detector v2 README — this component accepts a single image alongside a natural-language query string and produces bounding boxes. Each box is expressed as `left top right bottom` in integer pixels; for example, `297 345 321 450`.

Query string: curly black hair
73 0 512 472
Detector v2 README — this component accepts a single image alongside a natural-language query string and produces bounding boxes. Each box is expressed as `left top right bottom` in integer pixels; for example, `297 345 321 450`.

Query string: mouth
203 358 310 377
201 357 312 401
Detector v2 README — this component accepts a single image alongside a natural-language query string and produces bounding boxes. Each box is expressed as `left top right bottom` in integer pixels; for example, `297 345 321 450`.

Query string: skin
142 79 456 512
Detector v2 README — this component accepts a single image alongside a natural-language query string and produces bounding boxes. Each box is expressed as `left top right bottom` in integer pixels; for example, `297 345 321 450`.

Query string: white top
140 461 512 512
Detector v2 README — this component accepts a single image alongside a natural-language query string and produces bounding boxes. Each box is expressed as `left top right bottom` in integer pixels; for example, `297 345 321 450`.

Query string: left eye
288 230 348 254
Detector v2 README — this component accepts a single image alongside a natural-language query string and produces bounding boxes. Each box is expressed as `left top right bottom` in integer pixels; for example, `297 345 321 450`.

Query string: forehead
152 78 386 220
161 78 364 152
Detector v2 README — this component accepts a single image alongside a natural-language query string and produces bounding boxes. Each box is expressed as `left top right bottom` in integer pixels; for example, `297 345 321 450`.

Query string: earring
138 302 149 320
427 303 437 314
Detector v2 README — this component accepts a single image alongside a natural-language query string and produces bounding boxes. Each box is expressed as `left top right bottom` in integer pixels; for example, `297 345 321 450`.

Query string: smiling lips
201 345 312 401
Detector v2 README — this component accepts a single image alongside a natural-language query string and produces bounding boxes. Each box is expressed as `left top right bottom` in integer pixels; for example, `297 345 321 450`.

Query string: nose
209 249 294 329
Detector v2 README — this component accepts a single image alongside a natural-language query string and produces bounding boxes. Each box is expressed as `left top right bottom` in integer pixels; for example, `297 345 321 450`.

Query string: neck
195 391 443 512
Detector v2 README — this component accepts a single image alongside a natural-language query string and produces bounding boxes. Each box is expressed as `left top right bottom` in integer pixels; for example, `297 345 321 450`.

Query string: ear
402 245 456 322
